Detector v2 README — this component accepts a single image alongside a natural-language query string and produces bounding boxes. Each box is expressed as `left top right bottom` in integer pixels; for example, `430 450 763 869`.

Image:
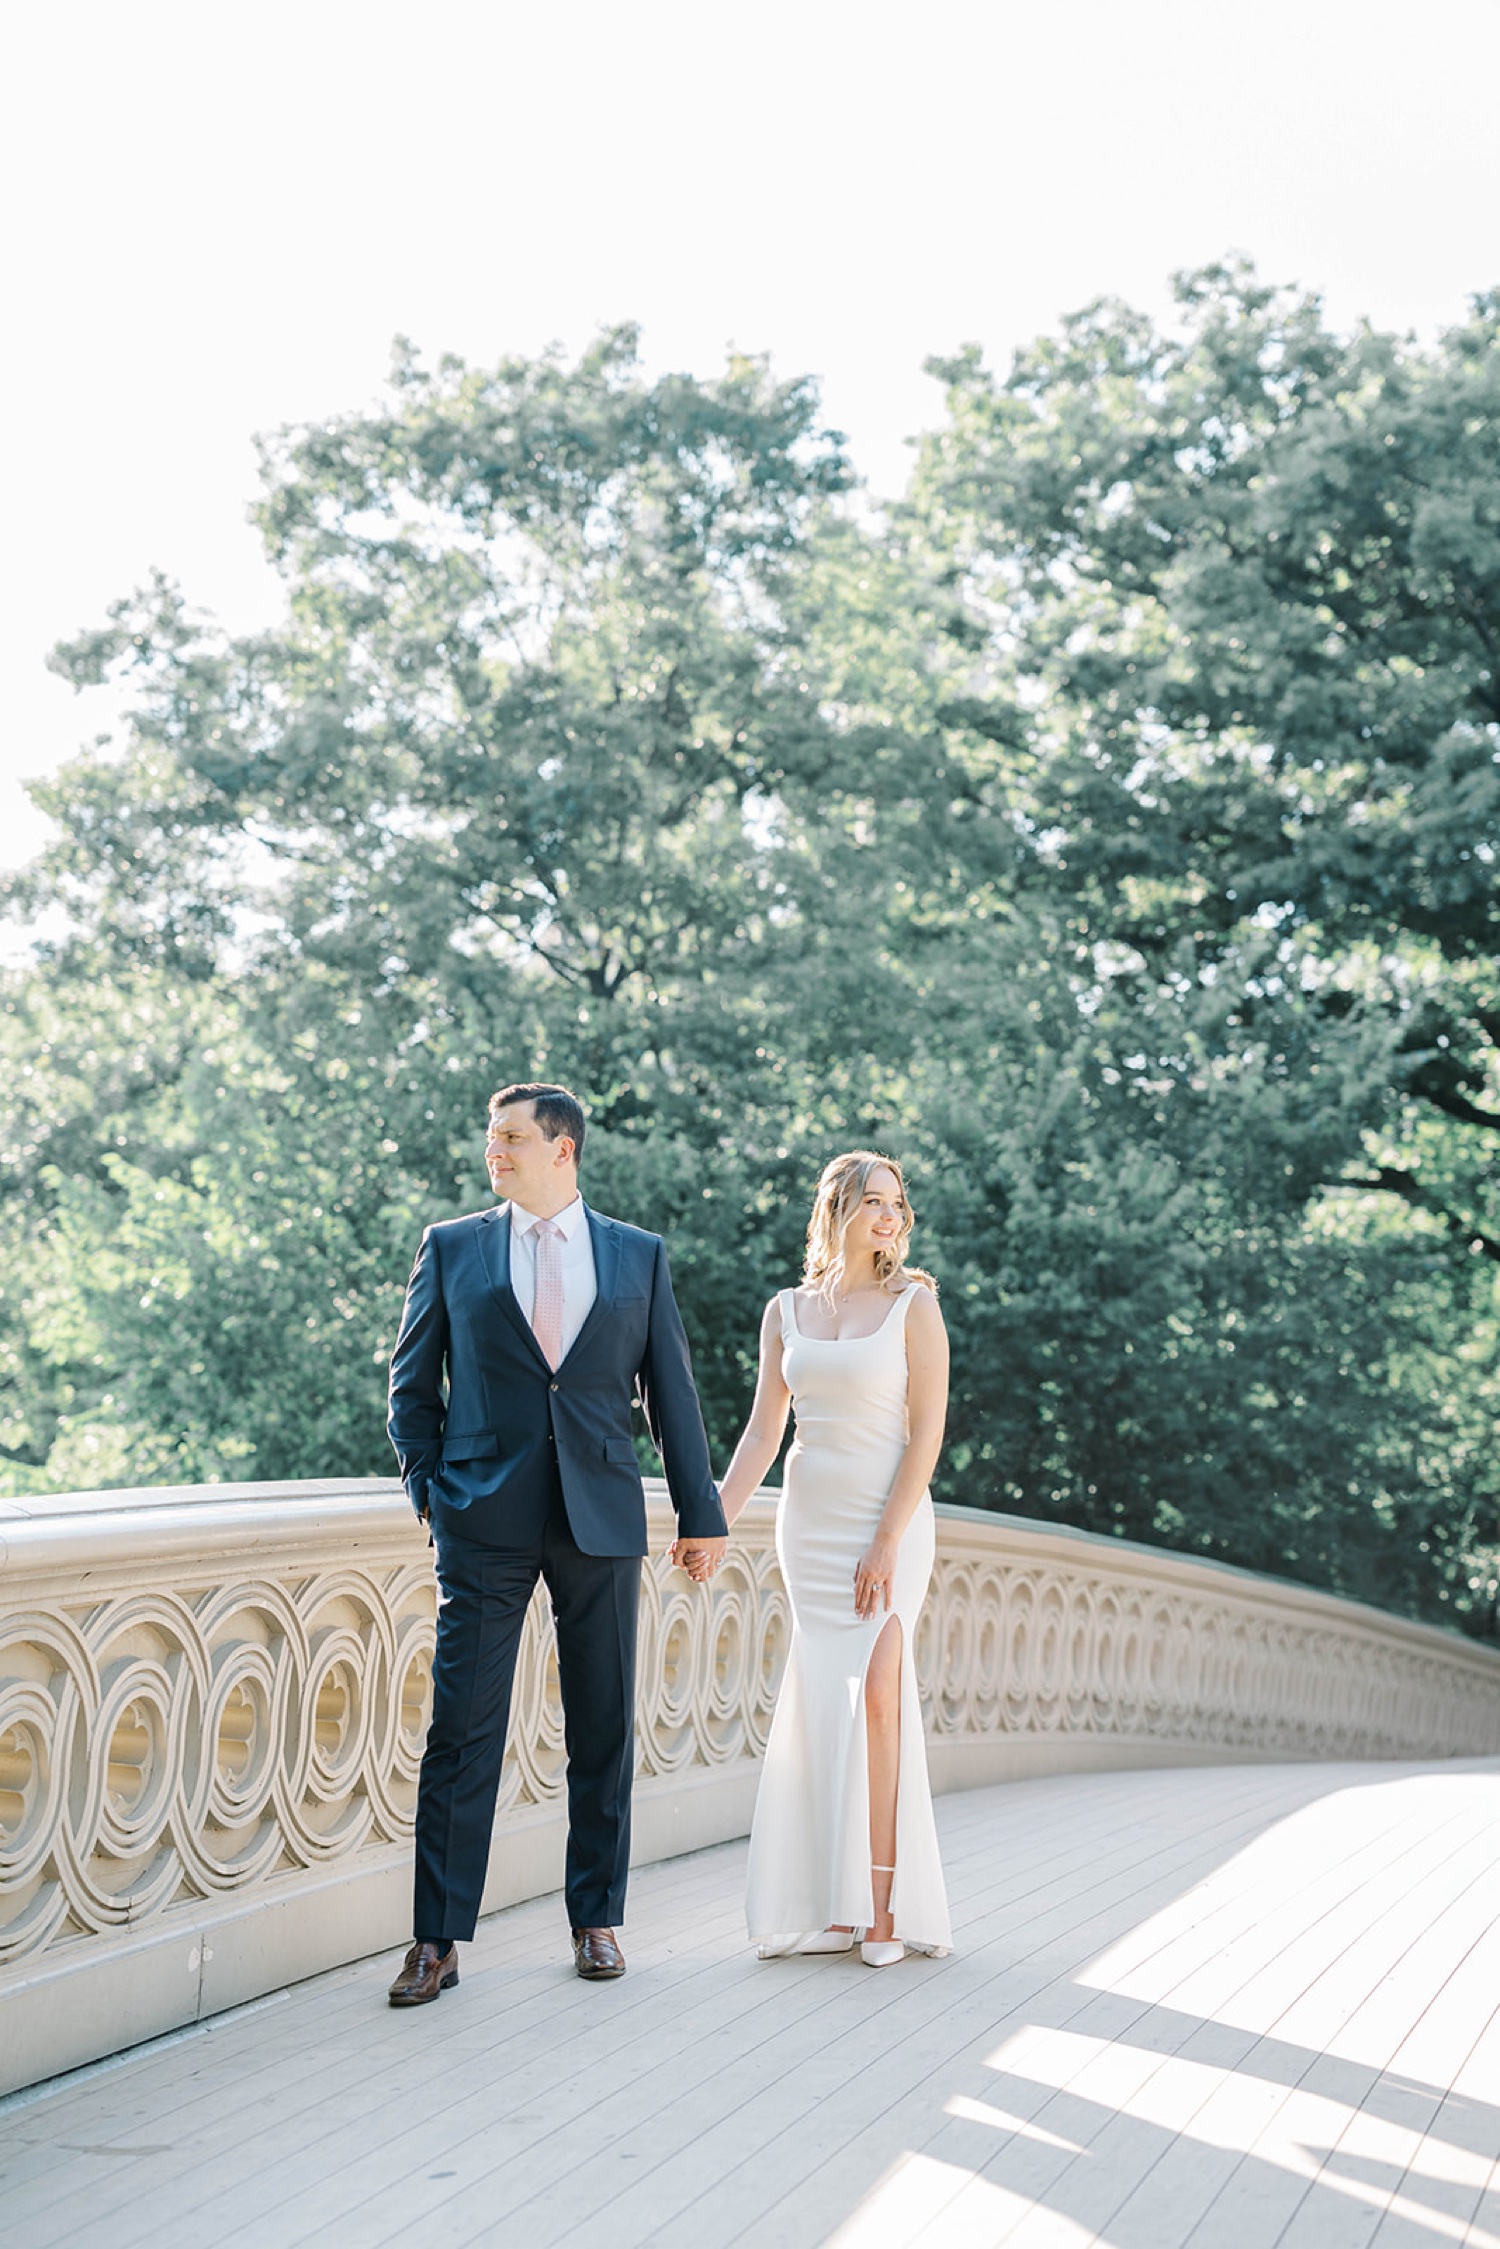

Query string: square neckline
784 1284 915 1344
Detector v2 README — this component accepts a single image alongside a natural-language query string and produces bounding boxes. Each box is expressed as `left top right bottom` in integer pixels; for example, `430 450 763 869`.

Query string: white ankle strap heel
862 1867 905 1965
861 1937 905 1965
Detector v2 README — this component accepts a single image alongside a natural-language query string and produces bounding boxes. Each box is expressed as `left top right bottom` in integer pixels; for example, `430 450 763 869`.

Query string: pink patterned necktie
531 1219 565 1368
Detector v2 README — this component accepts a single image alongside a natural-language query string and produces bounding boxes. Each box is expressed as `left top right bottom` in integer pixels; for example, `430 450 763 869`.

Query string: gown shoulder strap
776 1287 797 1346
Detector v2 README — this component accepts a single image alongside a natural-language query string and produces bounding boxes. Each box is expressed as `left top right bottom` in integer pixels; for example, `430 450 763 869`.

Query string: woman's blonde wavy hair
803 1150 937 1304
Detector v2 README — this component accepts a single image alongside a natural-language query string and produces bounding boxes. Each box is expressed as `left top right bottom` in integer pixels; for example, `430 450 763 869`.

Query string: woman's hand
669 1535 726 1582
854 1533 898 1619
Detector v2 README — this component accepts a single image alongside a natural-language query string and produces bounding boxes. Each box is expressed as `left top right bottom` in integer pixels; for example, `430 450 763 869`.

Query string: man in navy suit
385 1082 727 2003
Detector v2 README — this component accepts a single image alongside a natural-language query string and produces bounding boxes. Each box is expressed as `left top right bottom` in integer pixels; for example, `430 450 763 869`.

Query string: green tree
3 299 1495 1637
907 261 1500 1255
898 261 1500 1620
1 333 890 1474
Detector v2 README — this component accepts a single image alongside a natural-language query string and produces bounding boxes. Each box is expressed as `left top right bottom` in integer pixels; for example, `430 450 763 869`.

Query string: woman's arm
854 1287 949 1619
717 1296 793 1526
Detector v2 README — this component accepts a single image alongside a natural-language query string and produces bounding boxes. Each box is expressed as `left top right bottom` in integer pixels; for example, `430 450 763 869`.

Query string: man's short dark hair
489 1082 587 1166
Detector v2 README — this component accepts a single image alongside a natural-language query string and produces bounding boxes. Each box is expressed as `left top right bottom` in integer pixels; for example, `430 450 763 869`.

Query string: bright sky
3 0 1498 874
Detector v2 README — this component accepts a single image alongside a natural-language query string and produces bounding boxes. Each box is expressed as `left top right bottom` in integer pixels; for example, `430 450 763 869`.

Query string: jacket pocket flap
443 1432 500 1461
603 1437 639 1465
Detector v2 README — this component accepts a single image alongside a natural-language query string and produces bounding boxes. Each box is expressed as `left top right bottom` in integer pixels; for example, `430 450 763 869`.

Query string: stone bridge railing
4 1476 1500 2095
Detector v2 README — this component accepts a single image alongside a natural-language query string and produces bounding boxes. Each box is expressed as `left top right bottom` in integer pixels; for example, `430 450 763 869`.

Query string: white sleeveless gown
744 1285 952 1955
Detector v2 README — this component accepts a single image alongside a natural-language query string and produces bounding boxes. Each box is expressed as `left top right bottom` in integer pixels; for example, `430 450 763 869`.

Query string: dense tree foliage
3 277 1497 1634
906 263 1500 1620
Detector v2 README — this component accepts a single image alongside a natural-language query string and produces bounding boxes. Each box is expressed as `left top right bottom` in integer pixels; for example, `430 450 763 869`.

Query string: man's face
484 1102 575 1207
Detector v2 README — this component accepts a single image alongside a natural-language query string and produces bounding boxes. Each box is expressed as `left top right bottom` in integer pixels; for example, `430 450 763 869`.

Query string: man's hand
669 1535 728 1583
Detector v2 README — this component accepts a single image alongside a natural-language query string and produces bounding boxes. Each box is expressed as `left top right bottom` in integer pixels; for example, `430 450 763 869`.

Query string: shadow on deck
6 1756 1500 2249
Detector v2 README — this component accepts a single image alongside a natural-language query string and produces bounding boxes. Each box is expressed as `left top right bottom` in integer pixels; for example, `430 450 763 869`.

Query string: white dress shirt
507 1196 598 1363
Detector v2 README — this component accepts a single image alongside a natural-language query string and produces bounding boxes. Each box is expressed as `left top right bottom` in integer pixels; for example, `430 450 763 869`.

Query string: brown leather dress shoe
388 1941 459 2006
571 1926 626 1980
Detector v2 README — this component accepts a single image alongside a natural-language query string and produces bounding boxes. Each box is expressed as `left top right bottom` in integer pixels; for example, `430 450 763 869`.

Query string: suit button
549 1382 559 1392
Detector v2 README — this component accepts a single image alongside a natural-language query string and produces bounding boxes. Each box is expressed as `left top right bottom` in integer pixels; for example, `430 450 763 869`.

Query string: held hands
669 1535 728 1583
854 1533 898 1619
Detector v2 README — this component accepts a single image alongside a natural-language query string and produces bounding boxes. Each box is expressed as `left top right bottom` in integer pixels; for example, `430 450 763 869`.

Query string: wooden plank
637 1771 1345 2249
114 1772 1277 2249
6 1761 1500 2249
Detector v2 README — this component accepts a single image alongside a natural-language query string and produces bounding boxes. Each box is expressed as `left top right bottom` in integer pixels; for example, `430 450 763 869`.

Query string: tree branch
1414 1085 1500 1133
0 1439 47 1466
1332 1166 1500 1263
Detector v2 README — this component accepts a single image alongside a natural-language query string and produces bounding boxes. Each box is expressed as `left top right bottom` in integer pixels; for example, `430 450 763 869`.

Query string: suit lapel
479 1206 552 1368
561 1207 620 1368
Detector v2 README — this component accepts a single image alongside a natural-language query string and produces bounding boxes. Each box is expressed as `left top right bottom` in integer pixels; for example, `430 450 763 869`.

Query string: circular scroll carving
3 1489 1499 1976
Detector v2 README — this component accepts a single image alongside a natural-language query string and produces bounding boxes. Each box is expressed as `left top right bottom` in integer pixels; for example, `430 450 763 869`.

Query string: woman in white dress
711 1151 952 1964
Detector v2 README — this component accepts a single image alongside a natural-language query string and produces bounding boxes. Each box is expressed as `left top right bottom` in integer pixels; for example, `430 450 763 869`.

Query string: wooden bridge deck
5 1757 1500 2248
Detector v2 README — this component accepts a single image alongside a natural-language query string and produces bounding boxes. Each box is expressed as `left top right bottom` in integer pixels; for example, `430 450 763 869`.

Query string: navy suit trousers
413 1481 641 1940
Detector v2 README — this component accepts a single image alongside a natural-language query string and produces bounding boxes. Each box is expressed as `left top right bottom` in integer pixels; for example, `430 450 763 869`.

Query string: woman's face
841 1165 905 1268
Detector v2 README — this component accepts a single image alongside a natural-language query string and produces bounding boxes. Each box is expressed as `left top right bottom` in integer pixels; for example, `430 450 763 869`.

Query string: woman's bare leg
864 1617 903 1941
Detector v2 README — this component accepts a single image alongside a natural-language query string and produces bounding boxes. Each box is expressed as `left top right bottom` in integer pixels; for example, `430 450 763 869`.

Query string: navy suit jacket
386 1203 726 1556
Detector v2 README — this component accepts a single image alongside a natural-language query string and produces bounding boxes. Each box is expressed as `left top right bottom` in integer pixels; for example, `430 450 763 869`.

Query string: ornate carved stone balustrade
4 1477 1499 2094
